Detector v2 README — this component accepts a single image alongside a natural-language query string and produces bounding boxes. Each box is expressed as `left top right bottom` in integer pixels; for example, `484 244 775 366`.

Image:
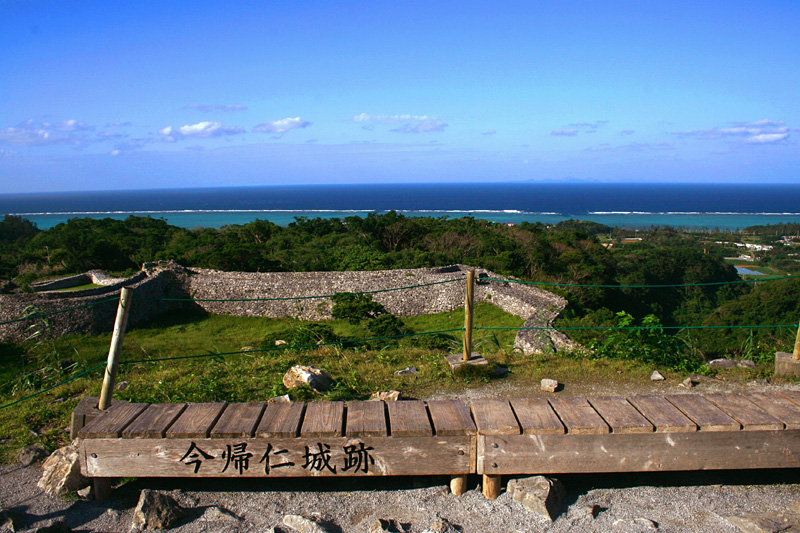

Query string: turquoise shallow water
19 210 800 231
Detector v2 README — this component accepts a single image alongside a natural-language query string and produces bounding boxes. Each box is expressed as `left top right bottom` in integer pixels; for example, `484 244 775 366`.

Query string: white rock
282 365 334 392
370 390 401 402
282 514 332 533
37 442 89 497
131 489 186 530
507 476 566 521
650 370 665 381
541 378 559 392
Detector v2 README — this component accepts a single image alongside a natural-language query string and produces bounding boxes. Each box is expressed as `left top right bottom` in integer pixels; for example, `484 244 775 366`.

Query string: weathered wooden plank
166 403 227 439
122 403 187 438
743 392 800 430
79 402 149 438
588 396 654 434
628 395 697 433
480 430 800 475
470 399 520 435
666 395 740 432
427 400 477 436
387 401 433 437
256 402 305 438
509 398 564 435
71 396 105 440
778 389 800 407
703 393 783 431
346 401 387 437
210 403 266 438
548 397 609 435
81 436 474 477
301 402 344 438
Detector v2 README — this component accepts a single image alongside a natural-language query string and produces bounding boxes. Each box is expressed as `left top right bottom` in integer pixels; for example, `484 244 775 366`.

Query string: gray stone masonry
0 263 574 354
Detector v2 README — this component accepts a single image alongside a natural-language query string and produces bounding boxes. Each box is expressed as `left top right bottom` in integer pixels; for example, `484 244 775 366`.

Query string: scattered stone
115 380 129 391
76 486 92 500
105 509 122 522
131 490 187 530
275 339 288 346
371 390 401 401
282 514 331 533
34 521 71 533
268 394 292 403
492 365 510 377
200 506 241 522
368 519 410 533
37 442 89 497
394 366 418 375
541 378 559 393
707 358 755 369
421 517 460 533
282 365 334 392
240 346 254 352
727 512 799 533
650 370 665 381
634 518 659 529
17 443 49 466
577 504 605 518
1 509 24 532
507 475 566 522
680 376 696 388
612 518 658 530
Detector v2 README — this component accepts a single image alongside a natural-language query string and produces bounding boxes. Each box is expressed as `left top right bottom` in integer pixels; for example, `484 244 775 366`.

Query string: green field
1 302 784 463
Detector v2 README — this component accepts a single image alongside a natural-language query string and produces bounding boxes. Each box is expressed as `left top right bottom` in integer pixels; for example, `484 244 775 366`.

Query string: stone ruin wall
0 269 186 343
0 263 576 354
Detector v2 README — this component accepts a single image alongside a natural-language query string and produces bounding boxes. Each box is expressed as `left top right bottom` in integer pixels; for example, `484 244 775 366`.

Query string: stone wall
183 264 574 353
0 263 575 354
0 270 188 343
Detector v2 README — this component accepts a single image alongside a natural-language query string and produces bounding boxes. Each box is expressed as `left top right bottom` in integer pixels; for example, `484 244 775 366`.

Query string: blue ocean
2 182 800 231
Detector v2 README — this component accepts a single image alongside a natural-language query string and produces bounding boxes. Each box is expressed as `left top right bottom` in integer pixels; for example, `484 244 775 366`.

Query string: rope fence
3 272 798 327
483 274 800 289
2 270 799 411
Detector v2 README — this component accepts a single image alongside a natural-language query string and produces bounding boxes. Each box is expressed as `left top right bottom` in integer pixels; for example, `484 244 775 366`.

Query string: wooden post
450 474 468 496
794 320 800 360
98 287 133 411
482 474 501 500
463 270 475 361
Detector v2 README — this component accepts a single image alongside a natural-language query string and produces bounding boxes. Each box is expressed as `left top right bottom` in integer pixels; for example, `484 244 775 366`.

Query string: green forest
2 213 800 459
2 212 799 361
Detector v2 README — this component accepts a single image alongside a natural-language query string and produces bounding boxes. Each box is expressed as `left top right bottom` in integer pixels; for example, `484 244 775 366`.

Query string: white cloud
252 117 312 134
673 119 790 145
567 120 608 129
621 129 635 135
482 130 497 135
0 119 92 146
391 120 448 134
158 121 246 141
551 129 578 136
353 113 448 133
184 103 247 112
745 133 789 144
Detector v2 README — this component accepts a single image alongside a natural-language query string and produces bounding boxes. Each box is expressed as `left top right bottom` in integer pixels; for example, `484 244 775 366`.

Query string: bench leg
92 478 113 501
450 475 468 496
482 474 501 500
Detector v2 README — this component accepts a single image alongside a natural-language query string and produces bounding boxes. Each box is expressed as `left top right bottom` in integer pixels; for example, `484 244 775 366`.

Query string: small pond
735 266 765 275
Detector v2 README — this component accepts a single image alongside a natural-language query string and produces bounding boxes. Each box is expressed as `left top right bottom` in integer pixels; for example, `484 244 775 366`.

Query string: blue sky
1 0 798 192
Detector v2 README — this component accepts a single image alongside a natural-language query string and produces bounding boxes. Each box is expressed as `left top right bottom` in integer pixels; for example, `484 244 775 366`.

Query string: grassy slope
0 302 779 463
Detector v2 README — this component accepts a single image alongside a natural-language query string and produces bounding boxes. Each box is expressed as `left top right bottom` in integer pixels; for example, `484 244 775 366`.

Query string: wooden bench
74 390 800 500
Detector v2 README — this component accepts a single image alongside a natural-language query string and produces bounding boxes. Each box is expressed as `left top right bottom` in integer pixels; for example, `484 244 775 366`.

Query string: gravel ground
2 378 800 532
